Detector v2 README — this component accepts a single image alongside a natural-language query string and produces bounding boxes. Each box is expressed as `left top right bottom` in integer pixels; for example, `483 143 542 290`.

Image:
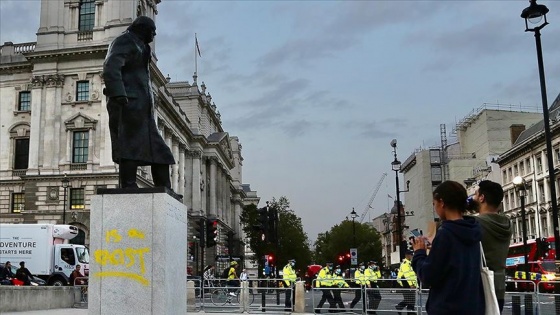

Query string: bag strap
479 242 488 269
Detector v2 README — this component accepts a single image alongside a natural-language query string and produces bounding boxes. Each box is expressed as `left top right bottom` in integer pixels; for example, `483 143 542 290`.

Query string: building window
11 192 25 213
70 188 85 210
508 168 513 180
526 158 532 172
14 138 29 169
78 0 95 31
541 213 548 236
72 131 89 163
18 91 31 111
520 161 525 175
76 81 89 101
537 157 543 173
504 194 509 211
502 170 507 183
538 181 545 203
513 165 518 176
527 184 534 203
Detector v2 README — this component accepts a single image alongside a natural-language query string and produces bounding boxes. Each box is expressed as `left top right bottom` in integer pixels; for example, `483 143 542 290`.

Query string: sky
1 0 560 243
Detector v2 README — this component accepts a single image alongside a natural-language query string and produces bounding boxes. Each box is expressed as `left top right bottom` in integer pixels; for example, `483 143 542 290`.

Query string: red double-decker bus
506 237 559 292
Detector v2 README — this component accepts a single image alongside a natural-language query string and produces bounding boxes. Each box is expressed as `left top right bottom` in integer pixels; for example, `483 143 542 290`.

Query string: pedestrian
282 259 297 311
0 261 15 285
331 265 349 313
396 251 417 314
412 180 484 315
70 264 86 285
16 261 33 286
315 262 335 313
470 180 512 313
226 261 240 296
349 262 367 312
364 261 382 314
240 269 248 281
103 16 176 190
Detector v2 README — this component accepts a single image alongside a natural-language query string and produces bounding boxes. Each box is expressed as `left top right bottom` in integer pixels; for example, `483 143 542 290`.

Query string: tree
314 220 382 268
240 196 312 275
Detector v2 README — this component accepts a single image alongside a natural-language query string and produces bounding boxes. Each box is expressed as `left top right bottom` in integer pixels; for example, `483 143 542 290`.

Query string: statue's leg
151 163 171 189
120 159 139 188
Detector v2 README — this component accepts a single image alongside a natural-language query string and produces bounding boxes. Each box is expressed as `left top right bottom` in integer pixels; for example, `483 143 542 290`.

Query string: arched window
69 228 86 245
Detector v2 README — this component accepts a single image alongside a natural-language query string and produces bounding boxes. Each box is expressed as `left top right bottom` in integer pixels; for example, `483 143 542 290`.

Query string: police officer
283 259 297 311
350 262 367 311
364 261 382 314
315 262 335 313
331 265 349 312
396 251 417 314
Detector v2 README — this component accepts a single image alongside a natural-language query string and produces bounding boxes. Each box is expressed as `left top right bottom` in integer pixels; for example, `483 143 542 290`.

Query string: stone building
398 104 543 253
0 0 256 275
497 94 560 244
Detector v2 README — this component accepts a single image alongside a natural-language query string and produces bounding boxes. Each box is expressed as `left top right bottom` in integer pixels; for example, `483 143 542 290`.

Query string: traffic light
253 207 269 241
226 231 234 255
206 219 218 248
267 253 275 265
195 218 205 248
188 242 195 261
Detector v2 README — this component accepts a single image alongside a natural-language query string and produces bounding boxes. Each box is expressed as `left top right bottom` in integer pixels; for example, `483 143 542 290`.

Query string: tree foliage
240 196 312 272
313 220 383 267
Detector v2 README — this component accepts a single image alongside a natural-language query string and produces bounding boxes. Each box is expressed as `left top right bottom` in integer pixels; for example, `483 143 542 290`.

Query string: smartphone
409 228 431 246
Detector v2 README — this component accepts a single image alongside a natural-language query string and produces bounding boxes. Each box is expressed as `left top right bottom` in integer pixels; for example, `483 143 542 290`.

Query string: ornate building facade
0 0 255 275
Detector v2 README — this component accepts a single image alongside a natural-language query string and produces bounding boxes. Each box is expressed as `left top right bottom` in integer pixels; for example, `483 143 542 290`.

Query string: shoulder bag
480 242 500 315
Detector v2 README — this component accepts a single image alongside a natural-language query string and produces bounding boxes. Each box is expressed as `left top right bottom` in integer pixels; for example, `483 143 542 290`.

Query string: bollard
524 294 533 315
186 280 196 312
294 281 305 313
261 283 266 312
240 281 248 312
512 295 521 315
276 280 281 305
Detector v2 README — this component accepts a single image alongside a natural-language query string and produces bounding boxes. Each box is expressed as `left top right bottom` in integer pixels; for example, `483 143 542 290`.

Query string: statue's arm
103 35 132 98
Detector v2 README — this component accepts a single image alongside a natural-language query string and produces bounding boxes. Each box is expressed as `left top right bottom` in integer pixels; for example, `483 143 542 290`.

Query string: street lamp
391 139 410 261
62 174 69 224
350 207 358 248
521 0 560 260
513 176 530 275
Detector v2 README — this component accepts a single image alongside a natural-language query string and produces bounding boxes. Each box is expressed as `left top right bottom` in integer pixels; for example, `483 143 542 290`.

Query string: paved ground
1 310 310 315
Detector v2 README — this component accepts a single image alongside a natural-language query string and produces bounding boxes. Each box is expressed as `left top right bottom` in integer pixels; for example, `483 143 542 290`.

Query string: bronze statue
103 16 174 189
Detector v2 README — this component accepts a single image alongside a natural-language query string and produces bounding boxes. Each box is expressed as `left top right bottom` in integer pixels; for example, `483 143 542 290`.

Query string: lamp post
62 175 69 224
521 0 560 260
513 176 530 274
350 207 358 248
391 139 410 261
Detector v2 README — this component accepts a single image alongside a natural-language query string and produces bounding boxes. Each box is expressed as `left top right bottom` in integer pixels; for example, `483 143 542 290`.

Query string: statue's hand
113 96 128 105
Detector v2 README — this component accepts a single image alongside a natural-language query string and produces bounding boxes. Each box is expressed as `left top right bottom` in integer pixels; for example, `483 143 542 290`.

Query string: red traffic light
267 254 274 262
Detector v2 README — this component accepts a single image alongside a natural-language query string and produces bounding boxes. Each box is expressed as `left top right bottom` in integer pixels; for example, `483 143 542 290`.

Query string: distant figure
16 261 33 286
412 181 484 314
227 261 240 296
103 16 175 189
315 262 335 313
0 261 15 285
240 269 248 281
70 264 86 285
396 251 417 314
471 180 512 313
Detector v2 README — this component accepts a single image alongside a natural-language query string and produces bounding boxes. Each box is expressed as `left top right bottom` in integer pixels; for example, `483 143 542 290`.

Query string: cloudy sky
2 0 560 242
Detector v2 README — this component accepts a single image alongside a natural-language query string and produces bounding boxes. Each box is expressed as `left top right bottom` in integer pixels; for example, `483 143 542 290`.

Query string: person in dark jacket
16 261 34 286
471 180 512 313
411 181 484 315
103 16 175 189
0 261 15 285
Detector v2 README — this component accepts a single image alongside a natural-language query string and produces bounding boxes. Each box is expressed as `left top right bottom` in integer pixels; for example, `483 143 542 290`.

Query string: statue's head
128 16 156 44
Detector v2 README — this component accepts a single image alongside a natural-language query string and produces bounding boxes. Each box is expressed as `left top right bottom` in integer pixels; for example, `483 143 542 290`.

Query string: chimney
510 124 526 145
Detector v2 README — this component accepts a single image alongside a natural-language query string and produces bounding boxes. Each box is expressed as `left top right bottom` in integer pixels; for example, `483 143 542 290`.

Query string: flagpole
195 33 198 76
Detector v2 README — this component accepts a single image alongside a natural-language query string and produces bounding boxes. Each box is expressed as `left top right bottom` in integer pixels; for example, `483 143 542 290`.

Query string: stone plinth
89 188 187 315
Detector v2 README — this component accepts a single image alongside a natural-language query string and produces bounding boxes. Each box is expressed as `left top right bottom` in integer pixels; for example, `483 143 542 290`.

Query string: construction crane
359 173 387 223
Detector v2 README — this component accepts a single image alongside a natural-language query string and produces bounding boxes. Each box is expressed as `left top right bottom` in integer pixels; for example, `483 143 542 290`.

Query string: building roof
513 93 560 146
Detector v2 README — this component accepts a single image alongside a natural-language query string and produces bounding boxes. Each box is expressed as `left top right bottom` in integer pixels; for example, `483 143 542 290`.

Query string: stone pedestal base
89 188 187 315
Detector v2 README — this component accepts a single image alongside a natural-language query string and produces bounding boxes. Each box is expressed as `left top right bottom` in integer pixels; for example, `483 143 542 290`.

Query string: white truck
0 224 89 286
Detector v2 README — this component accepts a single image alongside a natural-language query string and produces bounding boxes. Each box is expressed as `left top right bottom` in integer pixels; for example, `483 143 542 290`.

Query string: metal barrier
187 278 203 312
536 280 560 315
73 277 88 309
247 278 292 314
505 280 537 315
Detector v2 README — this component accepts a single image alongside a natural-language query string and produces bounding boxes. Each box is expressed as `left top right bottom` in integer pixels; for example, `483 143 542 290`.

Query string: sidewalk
2 309 312 314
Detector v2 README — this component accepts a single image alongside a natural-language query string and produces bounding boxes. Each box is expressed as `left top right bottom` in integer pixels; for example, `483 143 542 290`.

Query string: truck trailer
0 224 89 285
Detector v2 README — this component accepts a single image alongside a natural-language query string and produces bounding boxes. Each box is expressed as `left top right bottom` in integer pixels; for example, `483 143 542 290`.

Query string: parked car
0 263 46 286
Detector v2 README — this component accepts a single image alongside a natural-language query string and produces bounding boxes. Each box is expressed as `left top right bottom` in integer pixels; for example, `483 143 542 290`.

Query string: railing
73 277 88 309
77 31 93 41
12 169 27 177
14 42 36 54
70 163 87 170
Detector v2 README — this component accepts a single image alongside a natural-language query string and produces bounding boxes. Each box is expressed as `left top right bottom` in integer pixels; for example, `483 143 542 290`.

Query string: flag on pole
195 34 202 57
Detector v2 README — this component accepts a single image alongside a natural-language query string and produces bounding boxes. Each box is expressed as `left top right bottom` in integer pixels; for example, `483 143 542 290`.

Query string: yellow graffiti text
105 229 122 243
128 228 145 239
94 271 149 286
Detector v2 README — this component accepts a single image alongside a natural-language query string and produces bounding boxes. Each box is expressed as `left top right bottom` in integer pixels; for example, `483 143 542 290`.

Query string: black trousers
332 287 345 310
366 284 382 312
396 290 415 311
120 159 171 189
284 284 294 309
316 287 335 311
350 285 365 311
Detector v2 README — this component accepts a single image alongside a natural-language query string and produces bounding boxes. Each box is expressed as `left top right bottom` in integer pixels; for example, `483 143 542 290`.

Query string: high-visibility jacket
364 267 381 285
515 271 541 281
332 274 349 288
283 264 297 286
316 267 333 287
397 258 417 287
354 269 367 285
228 267 237 280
